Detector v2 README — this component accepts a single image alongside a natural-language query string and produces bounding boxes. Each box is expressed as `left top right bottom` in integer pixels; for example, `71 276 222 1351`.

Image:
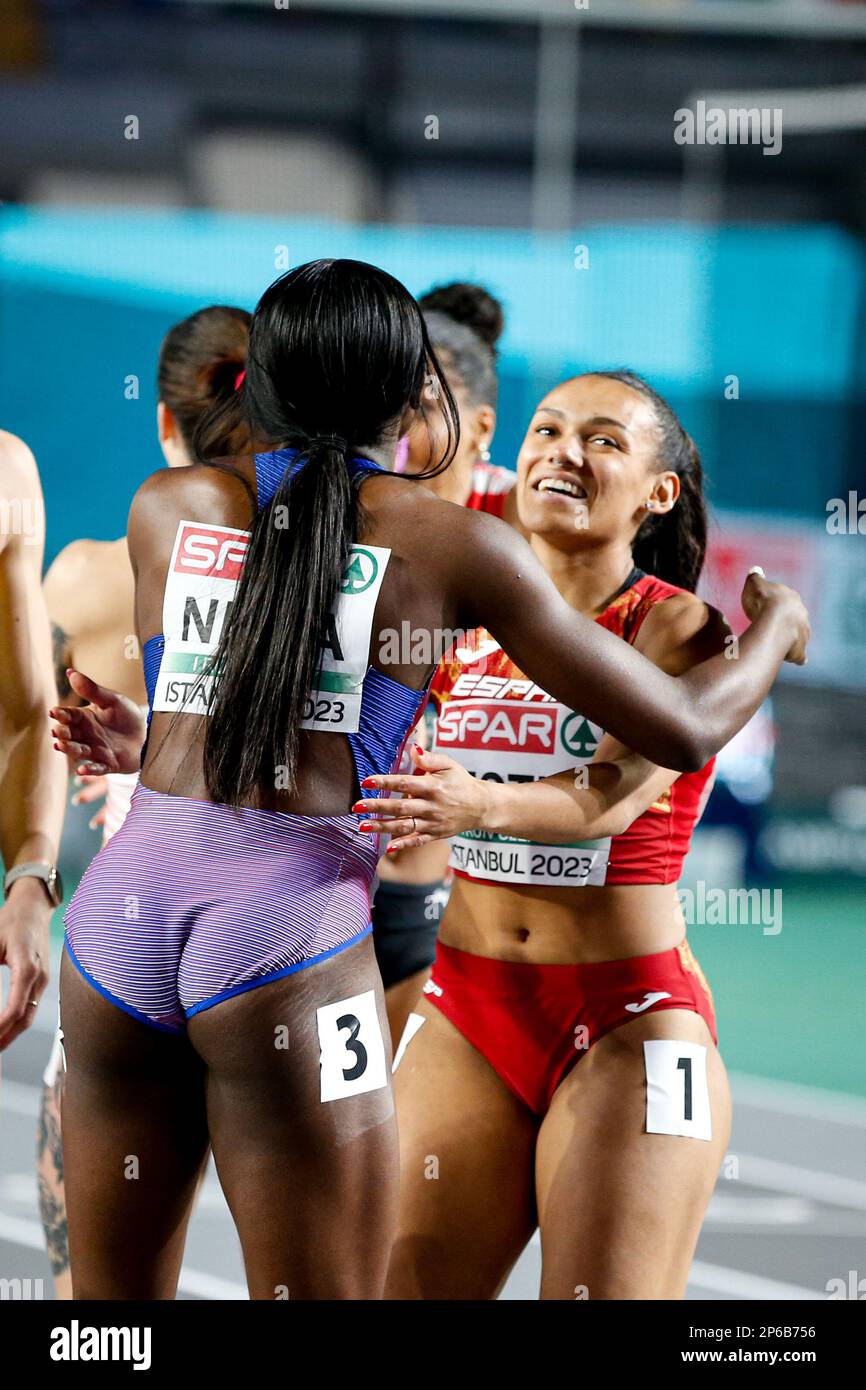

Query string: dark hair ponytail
157 305 251 455
197 258 460 807
593 370 707 592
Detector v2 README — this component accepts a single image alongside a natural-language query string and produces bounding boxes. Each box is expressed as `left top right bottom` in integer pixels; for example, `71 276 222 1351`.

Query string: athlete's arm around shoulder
635 589 731 676
360 587 733 849
474 590 730 844
445 505 808 773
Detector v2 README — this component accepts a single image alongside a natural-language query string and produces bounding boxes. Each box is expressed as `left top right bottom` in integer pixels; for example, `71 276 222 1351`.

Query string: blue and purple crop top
141 448 428 791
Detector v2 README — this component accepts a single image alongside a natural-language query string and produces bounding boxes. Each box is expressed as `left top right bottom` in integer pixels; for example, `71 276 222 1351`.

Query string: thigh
535 1009 731 1300
188 935 398 1301
386 999 538 1300
59 951 210 1300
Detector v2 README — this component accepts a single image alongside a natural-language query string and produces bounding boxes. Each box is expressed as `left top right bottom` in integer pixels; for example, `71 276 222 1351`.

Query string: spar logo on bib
437 701 557 753
341 547 379 595
560 713 600 759
173 523 248 580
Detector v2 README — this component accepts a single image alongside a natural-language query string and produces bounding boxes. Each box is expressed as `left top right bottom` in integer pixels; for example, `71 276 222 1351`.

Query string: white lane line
0 1211 247 1300
704 1194 814 1226
688 1260 824 1301
739 1154 866 1213
731 1071 866 1128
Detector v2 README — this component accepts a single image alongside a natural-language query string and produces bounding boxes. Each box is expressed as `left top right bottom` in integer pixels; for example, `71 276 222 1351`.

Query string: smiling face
516 374 680 550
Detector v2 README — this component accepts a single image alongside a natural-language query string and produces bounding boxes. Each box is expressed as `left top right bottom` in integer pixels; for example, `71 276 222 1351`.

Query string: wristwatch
3 862 64 908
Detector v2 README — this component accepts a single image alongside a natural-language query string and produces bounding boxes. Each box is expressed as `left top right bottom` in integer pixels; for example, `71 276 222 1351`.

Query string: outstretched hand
49 669 146 777
352 743 491 853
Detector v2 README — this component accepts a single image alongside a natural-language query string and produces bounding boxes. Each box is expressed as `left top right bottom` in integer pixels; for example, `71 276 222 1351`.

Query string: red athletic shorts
423 938 717 1115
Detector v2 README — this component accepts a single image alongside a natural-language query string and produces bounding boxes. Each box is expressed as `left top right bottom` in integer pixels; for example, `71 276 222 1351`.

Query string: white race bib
317 990 389 1103
151 520 389 734
449 833 610 887
644 1040 712 1141
433 656 609 887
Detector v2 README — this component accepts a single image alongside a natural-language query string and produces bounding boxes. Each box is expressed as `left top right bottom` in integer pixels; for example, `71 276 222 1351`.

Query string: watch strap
4 862 61 905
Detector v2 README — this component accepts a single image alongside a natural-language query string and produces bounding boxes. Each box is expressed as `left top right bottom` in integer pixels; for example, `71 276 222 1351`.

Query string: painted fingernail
351 802 366 813
413 743 424 754
360 777 377 788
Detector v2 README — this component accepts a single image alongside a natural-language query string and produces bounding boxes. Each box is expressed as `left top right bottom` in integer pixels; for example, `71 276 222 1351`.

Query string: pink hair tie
234 369 246 391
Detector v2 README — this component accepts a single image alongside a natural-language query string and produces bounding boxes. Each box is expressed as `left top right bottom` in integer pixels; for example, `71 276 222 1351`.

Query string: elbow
595 797 650 839
597 811 634 840
664 728 710 775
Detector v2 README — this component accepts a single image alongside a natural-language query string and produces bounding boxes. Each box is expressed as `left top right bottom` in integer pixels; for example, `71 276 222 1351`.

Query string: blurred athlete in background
0 431 65 1063
375 283 518 1045
37 305 250 1297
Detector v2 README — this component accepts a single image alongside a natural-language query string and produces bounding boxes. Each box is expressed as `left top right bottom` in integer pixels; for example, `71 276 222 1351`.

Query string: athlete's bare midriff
439 874 686 964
